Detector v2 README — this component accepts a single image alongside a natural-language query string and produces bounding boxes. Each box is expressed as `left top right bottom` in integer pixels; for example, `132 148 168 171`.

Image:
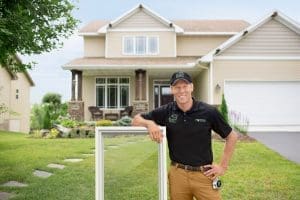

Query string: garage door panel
224 81 300 130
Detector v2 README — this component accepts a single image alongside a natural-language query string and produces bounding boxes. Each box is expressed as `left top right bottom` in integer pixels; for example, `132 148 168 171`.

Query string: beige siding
10 73 31 133
106 31 176 57
177 36 231 56
0 67 31 133
212 60 300 104
194 70 209 102
84 36 105 57
0 68 11 126
114 10 167 29
221 20 300 56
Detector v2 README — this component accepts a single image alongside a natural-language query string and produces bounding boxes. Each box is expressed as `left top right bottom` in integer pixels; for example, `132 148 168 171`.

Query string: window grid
123 36 159 55
96 77 130 109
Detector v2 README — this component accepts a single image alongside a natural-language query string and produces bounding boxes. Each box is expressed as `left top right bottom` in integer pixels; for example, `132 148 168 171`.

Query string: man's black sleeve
141 106 167 126
210 107 232 138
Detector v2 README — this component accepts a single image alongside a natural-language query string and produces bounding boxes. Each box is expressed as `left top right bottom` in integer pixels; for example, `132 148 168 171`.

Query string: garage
224 81 300 131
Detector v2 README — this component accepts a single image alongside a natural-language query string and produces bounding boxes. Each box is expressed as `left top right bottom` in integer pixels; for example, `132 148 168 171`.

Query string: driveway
248 132 300 164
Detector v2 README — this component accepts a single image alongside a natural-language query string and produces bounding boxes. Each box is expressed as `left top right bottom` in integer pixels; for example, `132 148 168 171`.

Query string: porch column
133 69 148 116
135 69 146 100
71 70 76 101
77 70 83 101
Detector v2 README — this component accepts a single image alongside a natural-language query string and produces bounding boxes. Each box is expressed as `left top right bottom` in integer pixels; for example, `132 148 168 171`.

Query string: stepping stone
47 163 65 169
33 170 53 178
0 192 15 200
82 153 94 156
1 181 28 187
64 158 83 163
107 145 119 149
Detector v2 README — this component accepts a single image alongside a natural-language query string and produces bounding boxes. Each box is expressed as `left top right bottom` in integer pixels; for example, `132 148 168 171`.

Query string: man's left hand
203 164 226 180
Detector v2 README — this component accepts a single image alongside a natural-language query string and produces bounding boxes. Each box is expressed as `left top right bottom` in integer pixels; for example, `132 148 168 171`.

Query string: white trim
96 4 183 34
105 34 108 58
173 33 177 57
183 32 238 36
78 32 102 36
108 28 174 32
95 77 130 109
214 56 300 60
122 35 159 56
209 62 213 104
95 126 168 200
63 63 196 70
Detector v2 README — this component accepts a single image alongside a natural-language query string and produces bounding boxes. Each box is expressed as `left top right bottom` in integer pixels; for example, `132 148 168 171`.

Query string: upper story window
123 36 159 55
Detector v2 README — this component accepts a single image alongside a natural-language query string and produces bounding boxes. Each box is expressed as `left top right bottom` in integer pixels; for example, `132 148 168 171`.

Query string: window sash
96 78 130 109
123 36 159 55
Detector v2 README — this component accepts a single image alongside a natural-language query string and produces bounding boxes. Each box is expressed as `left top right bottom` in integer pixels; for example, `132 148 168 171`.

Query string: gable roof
3 55 35 86
78 4 249 36
198 10 300 63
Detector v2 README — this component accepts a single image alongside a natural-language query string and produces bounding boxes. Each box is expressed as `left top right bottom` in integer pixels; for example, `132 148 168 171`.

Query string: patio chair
120 106 133 117
88 106 103 121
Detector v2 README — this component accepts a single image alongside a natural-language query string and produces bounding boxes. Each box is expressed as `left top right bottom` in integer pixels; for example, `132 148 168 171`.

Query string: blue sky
22 0 300 104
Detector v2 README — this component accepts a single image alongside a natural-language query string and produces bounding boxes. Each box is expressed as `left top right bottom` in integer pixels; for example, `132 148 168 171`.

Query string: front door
154 81 173 108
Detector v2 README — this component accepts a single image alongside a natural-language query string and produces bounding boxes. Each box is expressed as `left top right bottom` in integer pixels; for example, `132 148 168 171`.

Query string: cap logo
176 72 185 79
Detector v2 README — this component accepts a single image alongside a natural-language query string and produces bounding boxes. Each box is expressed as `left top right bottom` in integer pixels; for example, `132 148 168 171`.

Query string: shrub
113 116 132 126
95 119 113 126
46 128 60 139
219 94 229 123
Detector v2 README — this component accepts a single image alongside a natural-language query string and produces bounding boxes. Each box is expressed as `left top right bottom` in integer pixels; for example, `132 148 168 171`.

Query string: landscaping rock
47 163 65 169
0 192 15 200
64 158 83 163
33 170 53 178
1 181 28 187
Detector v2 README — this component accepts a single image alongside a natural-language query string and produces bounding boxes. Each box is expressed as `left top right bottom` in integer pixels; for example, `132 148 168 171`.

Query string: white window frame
122 36 159 55
96 126 168 200
96 77 130 109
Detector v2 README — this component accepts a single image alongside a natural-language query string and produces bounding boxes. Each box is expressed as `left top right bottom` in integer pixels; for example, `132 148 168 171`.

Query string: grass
0 131 299 200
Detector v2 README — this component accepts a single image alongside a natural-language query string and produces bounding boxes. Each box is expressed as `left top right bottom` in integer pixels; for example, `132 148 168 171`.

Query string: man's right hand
147 121 163 143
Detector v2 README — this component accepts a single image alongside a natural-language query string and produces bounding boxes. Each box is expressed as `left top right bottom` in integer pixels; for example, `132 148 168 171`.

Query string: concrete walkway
249 132 300 164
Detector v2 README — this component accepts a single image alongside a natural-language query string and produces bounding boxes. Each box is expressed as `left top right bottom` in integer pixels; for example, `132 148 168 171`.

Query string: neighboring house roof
78 4 249 36
3 55 35 86
198 10 300 64
63 56 199 70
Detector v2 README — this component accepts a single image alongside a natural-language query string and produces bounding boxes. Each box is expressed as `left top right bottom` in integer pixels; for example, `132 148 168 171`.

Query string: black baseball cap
170 71 192 86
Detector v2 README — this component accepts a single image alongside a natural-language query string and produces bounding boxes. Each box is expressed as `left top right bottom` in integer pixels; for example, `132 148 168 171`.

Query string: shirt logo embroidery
168 114 178 123
195 118 206 123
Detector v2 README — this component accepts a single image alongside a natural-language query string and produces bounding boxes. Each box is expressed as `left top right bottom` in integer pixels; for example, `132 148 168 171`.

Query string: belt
171 161 209 172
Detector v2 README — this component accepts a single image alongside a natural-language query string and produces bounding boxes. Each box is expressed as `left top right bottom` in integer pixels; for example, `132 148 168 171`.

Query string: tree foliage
0 0 79 72
31 92 68 130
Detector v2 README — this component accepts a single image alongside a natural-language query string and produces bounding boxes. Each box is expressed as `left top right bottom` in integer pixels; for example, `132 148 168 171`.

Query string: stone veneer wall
68 101 84 121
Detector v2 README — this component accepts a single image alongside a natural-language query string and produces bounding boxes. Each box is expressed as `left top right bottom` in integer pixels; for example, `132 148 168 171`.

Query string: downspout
209 61 214 105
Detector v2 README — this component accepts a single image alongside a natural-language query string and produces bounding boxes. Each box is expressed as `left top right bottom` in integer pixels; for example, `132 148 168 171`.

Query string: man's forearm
132 113 155 127
220 131 238 170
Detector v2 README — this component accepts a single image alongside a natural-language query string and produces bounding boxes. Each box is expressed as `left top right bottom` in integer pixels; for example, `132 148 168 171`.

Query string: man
132 71 238 200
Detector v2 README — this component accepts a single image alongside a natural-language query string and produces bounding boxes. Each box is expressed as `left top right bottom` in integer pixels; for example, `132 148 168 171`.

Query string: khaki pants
168 165 221 200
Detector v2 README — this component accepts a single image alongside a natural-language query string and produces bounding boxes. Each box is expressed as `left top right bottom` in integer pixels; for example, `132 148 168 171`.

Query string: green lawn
0 131 299 200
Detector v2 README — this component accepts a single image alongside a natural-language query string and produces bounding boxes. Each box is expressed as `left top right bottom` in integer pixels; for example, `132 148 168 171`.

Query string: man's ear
190 83 194 92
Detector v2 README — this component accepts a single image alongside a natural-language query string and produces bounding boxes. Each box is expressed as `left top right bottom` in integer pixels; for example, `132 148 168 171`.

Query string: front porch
64 57 209 121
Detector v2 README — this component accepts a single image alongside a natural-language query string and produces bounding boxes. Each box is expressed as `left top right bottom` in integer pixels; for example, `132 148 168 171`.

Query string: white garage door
224 81 300 131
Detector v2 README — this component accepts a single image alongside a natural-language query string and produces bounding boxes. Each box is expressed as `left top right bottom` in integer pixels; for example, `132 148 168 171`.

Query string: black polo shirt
141 99 232 166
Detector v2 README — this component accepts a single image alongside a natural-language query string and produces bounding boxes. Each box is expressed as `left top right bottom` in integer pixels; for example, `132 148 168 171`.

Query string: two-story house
0 56 34 133
63 4 300 131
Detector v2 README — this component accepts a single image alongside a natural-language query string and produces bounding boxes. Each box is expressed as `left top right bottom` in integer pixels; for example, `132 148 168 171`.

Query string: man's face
171 80 194 104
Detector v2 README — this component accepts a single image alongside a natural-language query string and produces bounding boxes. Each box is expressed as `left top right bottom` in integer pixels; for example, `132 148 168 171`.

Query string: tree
0 0 79 72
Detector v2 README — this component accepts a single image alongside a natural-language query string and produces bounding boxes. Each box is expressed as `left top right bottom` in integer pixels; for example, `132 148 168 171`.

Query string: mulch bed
212 132 256 142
